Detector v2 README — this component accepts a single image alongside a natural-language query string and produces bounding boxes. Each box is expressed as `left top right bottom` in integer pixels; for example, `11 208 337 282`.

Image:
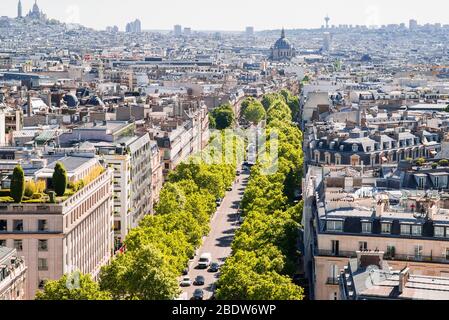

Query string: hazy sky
3 0 449 31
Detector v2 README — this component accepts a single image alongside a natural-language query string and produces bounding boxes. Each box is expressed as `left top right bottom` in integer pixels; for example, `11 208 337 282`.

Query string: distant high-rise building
184 27 191 36
325 15 330 29
246 26 254 37
126 19 141 33
174 25 182 36
17 0 22 18
409 19 418 31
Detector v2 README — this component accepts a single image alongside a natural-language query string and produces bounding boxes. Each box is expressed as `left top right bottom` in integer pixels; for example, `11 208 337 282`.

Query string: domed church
270 28 296 61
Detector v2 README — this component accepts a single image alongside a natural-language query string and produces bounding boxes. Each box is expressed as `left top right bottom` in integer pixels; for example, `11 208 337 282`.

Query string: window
401 224 411 236
352 144 359 152
327 220 343 232
435 226 445 238
13 220 23 232
0 239 5 247
38 258 48 271
362 222 372 234
328 265 340 285
381 223 392 234
359 242 368 251
414 245 423 259
412 225 422 237
14 240 23 251
38 220 48 232
0 220 6 232
446 249 449 261
331 240 340 256
38 240 48 252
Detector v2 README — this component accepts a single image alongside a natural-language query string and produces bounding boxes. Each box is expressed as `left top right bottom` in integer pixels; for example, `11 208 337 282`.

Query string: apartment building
150 101 210 179
97 133 154 250
0 247 27 300
304 163 449 300
0 155 114 299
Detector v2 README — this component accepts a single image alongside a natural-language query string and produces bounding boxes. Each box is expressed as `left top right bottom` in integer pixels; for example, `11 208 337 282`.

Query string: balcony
318 250 449 265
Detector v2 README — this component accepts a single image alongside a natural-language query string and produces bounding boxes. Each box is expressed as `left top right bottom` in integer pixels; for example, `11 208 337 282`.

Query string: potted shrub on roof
53 162 68 197
11 165 25 203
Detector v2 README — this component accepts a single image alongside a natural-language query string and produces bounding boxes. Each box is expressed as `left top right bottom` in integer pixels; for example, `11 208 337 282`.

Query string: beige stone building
0 156 114 299
0 246 27 300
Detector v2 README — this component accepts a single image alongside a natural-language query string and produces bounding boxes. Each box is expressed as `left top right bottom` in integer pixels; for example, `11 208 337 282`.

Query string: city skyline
2 0 449 31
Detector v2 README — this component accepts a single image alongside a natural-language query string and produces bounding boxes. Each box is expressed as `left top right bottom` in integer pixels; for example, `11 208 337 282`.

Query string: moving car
194 275 205 286
193 289 204 300
209 262 220 273
198 253 212 269
180 276 192 287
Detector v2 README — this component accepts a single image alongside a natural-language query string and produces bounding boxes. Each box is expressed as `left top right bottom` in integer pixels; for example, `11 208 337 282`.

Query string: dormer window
362 222 372 234
435 226 445 238
412 225 422 237
340 145 344 151
327 220 343 232
401 224 411 235
352 144 359 152
381 223 392 234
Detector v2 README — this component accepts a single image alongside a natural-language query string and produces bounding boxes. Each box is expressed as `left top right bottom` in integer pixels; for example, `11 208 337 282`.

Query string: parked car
198 253 212 269
238 216 245 225
193 289 204 300
182 266 189 276
194 275 205 286
215 198 222 207
180 276 192 287
236 170 241 176
227 186 233 191
209 262 220 273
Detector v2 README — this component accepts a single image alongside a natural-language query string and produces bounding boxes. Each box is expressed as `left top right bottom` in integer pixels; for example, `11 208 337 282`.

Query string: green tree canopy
99 245 180 300
10 165 25 203
52 162 68 197
242 101 266 124
210 104 235 130
35 273 111 300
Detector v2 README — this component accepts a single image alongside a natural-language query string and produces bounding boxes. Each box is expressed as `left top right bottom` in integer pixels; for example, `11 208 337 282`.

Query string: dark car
182 266 189 276
194 275 205 286
193 289 204 300
209 263 219 273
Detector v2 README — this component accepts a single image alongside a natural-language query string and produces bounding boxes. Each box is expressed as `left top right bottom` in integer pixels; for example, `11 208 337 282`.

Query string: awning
430 150 437 156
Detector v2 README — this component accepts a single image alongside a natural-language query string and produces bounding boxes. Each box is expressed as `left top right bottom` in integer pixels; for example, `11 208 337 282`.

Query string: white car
180 276 192 287
198 253 212 269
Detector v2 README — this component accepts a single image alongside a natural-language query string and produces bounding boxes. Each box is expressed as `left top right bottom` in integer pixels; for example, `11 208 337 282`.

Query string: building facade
0 247 27 300
0 158 114 299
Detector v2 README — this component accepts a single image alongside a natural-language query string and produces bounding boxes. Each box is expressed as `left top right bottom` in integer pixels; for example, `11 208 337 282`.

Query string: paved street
180 167 250 300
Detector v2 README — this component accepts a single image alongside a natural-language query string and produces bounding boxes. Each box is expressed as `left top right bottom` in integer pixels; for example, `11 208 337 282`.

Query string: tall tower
17 0 22 18
325 15 330 29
